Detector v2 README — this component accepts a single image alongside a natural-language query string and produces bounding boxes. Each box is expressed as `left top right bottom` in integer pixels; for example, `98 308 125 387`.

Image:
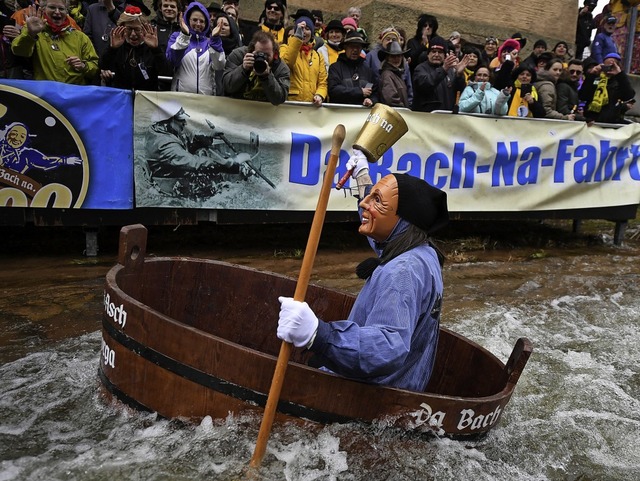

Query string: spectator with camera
505 65 545 118
222 30 290 105
489 38 520 72
576 0 597 60
458 66 510 115
580 52 636 124
279 15 327 106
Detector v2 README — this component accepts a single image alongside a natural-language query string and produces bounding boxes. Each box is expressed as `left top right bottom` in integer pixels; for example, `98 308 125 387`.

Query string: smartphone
520 84 532 96
0 14 13 28
365 82 373 89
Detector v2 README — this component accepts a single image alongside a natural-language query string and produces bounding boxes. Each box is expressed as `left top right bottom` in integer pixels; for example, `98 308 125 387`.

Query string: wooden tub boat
99 224 533 437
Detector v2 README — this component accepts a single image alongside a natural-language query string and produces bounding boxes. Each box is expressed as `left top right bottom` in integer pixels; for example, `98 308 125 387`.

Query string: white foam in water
1 253 640 480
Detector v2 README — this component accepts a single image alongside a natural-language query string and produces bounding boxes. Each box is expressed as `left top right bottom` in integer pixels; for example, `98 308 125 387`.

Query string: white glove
345 148 369 177
277 296 319 348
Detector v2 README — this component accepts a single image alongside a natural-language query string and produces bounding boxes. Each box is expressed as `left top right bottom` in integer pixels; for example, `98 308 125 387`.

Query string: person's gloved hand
277 296 318 348
345 148 369 177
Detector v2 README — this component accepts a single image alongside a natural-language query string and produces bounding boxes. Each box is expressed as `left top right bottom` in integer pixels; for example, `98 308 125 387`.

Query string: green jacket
12 26 98 85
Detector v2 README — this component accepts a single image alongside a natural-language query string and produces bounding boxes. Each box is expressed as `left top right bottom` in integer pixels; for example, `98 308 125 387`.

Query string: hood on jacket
183 1 210 36
535 69 557 84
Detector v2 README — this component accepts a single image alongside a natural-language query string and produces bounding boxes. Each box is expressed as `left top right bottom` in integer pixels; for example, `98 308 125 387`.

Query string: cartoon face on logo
0 86 88 208
6 124 27 149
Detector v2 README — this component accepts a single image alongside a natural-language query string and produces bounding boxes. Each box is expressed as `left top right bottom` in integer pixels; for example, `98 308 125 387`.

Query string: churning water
1 244 639 480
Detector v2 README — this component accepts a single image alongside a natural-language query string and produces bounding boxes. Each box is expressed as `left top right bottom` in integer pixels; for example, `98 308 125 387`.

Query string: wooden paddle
249 124 346 468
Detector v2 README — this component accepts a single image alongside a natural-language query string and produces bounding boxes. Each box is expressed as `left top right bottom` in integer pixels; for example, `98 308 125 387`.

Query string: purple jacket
166 1 225 94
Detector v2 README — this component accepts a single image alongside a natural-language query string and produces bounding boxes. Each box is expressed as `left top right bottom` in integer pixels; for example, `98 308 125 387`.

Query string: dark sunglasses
266 5 281 11
568 69 583 74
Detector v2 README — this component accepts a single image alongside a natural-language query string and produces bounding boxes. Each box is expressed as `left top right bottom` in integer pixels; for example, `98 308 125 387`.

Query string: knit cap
393 174 449 234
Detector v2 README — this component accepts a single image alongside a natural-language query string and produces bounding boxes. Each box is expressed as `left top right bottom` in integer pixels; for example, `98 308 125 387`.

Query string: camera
253 51 269 74
601 64 613 73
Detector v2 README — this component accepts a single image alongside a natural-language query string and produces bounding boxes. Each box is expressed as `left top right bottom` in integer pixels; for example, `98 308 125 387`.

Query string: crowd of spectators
0 0 637 124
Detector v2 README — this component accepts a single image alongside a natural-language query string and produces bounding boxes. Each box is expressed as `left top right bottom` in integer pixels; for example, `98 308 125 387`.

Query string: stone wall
237 0 578 56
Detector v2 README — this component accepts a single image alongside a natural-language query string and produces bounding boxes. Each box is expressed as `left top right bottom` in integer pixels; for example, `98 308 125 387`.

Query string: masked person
276 156 449 391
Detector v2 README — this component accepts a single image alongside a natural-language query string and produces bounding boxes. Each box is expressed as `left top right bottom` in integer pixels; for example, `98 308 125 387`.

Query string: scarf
300 43 313 55
588 73 609 113
507 80 539 117
45 13 71 37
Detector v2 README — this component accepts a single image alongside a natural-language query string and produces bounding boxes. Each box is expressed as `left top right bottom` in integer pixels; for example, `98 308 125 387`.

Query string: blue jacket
591 32 618 64
311 219 443 391
459 82 509 115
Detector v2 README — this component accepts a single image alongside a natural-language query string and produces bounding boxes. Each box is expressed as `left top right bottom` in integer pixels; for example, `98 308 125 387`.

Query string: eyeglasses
45 5 67 12
568 69 583 74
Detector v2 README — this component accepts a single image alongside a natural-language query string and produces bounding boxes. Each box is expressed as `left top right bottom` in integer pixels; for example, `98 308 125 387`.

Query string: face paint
358 174 400 242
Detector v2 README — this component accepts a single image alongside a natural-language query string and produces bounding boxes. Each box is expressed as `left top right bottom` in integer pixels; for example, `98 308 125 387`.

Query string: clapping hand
179 14 189 35
443 52 458 71
2 25 21 39
210 17 222 37
141 23 158 48
65 56 86 71
110 25 126 48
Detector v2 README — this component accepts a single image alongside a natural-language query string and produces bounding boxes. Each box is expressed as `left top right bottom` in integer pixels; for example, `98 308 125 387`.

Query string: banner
1 81 637 214
134 92 640 212
0 80 133 209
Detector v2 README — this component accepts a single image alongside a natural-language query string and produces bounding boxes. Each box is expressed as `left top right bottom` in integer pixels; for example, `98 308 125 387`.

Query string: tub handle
117 224 147 272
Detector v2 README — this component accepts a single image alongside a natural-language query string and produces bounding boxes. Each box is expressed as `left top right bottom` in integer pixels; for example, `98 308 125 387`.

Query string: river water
1 221 639 481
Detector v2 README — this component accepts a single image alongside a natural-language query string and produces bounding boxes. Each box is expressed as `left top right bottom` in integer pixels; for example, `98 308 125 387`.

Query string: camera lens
253 52 268 74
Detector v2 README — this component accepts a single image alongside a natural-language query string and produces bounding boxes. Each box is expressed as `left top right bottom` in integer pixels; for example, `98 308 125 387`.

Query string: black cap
340 30 369 48
208 2 222 13
290 8 312 20
324 19 345 34
393 174 449 234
